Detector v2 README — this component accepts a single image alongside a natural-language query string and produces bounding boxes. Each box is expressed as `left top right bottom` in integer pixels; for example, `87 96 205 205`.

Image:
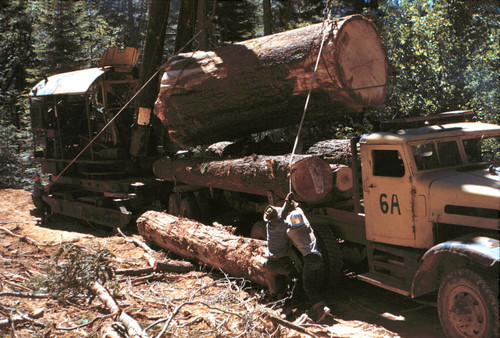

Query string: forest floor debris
0 189 444 337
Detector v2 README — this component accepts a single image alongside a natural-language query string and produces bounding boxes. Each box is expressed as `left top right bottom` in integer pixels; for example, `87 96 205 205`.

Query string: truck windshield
411 140 462 170
463 136 499 163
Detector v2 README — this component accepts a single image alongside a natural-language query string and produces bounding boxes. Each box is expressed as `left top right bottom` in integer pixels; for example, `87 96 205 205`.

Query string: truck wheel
168 194 180 216
312 223 343 288
179 197 201 220
438 268 499 338
250 221 267 240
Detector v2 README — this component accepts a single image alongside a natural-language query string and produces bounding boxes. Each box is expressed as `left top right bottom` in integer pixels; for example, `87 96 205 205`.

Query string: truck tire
312 223 343 288
168 194 180 216
179 196 201 220
195 190 213 223
438 268 499 338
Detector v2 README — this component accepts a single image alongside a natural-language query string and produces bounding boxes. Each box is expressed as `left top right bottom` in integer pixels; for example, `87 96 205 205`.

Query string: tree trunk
263 0 272 35
155 14 387 146
153 154 333 203
196 0 208 50
130 0 170 158
136 210 276 291
175 0 197 53
139 0 170 110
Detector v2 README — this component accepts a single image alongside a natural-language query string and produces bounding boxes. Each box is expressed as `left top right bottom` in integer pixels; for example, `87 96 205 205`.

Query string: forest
0 0 499 189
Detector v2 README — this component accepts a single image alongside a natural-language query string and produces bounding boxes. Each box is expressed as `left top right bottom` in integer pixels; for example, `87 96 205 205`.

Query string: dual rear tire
168 193 200 220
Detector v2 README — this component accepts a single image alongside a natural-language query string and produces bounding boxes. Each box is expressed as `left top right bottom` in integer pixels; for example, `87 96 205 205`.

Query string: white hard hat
288 209 305 227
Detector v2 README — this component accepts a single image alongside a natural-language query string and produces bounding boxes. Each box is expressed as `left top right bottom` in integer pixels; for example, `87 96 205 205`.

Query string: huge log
306 139 355 165
154 15 388 146
136 210 275 290
153 154 333 203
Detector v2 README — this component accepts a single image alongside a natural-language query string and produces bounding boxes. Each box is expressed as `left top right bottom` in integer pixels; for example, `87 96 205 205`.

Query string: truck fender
411 234 499 298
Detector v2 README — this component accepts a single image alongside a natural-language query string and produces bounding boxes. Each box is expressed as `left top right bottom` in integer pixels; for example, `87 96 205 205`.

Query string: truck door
362 145 416 247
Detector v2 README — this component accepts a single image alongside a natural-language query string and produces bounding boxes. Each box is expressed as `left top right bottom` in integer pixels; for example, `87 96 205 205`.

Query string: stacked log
154 14 387 147
153 154 333 203
306 139 354 165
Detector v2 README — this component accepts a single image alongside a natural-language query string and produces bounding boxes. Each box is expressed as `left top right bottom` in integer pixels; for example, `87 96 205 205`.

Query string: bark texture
306 139 354 165
153 154 333 202
136 210 276 290
154 14 387 146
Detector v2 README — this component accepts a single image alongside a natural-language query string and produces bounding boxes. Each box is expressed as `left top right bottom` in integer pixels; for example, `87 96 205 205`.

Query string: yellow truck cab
356 111 499 337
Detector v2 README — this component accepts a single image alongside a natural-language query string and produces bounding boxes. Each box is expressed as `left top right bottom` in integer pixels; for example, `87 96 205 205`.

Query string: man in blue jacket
264 194 330 322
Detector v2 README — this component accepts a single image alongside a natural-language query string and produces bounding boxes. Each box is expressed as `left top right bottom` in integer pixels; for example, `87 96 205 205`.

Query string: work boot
307 301 330 323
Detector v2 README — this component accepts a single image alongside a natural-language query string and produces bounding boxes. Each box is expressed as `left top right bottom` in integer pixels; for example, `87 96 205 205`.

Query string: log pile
154 14 387 147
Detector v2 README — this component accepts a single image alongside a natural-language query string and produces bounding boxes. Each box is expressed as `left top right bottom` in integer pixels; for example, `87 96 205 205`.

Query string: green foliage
26 244 116 301
271 0 324 32
215 0 259 44
376 0 499 122
0 0 35 189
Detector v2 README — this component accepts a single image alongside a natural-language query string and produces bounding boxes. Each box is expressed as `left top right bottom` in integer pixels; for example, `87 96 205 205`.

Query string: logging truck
29 15 499 337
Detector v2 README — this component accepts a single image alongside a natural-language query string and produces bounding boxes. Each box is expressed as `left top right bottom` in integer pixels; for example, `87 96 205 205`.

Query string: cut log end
291 156 333 202
334 16 388 108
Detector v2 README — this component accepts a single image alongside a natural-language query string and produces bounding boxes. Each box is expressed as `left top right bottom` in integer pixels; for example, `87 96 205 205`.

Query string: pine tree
0 0 36 188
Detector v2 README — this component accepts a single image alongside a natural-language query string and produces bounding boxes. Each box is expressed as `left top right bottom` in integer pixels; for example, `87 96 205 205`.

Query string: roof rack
380 110 474 132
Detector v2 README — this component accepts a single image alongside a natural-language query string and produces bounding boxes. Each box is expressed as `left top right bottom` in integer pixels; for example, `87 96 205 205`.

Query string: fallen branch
55 312 118 331
116 259 194 276
0 291 51 298
0 308 45 329
146 301 195 338
117 227 157 268
129 273 163 286
90 282 148 338
267 314 318 337
0 279 32 292
0 226 40 247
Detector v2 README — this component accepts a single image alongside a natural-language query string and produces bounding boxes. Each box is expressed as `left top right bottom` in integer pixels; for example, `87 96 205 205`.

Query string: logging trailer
29 15 499 338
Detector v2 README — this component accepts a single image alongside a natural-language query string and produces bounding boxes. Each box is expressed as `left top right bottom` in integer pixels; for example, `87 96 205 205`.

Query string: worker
263 193 331 323
263 204 297 296
31 173 50 223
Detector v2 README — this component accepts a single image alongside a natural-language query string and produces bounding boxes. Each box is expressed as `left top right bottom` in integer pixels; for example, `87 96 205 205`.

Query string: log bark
137 210 276 291
153 154 333 203
154 14 387 146
306 139 354 165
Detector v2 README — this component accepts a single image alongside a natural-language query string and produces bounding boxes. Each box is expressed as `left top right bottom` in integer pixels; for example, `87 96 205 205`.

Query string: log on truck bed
153 154 334 203
154 14 388 146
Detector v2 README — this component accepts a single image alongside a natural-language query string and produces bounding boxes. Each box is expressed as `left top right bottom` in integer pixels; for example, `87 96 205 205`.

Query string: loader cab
29 47 142 174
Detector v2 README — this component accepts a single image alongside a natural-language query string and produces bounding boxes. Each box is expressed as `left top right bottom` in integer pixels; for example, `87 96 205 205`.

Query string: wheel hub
449 286 486 337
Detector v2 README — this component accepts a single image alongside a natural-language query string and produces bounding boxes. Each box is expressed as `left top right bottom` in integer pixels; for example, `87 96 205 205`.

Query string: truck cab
357 111 499 337
361 115 499 249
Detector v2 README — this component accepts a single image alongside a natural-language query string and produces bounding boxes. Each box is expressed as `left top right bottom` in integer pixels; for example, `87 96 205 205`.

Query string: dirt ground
0 188 446 337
